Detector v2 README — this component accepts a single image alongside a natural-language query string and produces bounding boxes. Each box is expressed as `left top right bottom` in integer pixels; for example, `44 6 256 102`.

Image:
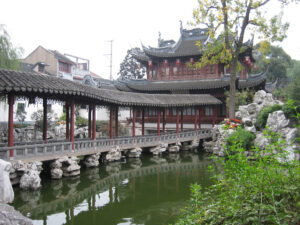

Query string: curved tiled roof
115 72 266 92
0 69 221 107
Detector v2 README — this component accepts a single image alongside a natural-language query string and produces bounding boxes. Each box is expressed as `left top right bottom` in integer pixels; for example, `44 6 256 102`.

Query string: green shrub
255 104 282 130
75 116 88 127
176 132 300 225
282 99 298 119
225 127 256 153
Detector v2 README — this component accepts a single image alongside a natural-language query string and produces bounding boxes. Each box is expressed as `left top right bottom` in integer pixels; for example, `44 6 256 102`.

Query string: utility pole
104 40 113 80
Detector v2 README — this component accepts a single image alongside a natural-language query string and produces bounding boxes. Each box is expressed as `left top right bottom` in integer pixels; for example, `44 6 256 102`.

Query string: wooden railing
0 129 212 161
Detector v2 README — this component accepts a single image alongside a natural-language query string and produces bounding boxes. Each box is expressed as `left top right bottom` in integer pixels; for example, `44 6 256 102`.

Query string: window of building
59 61 70 73
17 103 25 113
166 67 169 76
205 65 215 74
38 64 45 73
173 108 177 116
173 67 177 75
205 106 214 116
192 108 196 115
187 107 192 116
219 104 226 117
166 109 169 115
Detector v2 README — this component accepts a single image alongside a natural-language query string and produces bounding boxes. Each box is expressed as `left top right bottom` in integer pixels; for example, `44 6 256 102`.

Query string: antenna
104 40 113 80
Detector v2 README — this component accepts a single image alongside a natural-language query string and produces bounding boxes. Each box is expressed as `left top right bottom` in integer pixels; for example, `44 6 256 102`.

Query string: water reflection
12 153 215 225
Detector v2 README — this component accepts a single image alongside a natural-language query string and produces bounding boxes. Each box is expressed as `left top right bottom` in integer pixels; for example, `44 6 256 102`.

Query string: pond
11 152 214 225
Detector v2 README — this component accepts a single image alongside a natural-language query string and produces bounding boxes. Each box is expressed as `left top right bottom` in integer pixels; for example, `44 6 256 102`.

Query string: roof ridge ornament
179 20 183 33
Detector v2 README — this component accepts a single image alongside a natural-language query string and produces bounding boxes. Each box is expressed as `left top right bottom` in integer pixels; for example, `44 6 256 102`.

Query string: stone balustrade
0 129 211 161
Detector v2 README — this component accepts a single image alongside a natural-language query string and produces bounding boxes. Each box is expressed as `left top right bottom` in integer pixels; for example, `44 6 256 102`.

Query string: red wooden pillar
88 105 92 138
8 94 14 158
43 98 47 143
141 108 145 136
115 107 118 138
194 107 198 131
132 108 136 138
176 108 180 136
109 106 113 139
214 105 218 125
157 108 161 136
66 104 70 140
180 108 183 132
162 108 166 133
92 104 96 140
70 100 75 150
198 107 201 129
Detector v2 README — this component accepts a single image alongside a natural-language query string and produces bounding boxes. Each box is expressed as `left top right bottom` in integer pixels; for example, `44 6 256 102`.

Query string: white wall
0 100 63 123
78 107 129 121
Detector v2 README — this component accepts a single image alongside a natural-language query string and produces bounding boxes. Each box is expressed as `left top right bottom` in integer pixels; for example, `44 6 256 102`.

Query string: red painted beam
70 100 75 150
92 104 96 140
88 105 92 138
110 106 113 139
157 108 161 136
194 107 198 131
132 108 136 138
163 108 166 133
176 108 179 135
142 108 145 136
181 109 183 132
66 104 70 140
8 94 14 158
115 107 118 138
43 98 47 143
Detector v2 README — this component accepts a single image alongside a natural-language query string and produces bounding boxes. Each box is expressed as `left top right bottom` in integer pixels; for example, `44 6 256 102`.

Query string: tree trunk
229 58 238 118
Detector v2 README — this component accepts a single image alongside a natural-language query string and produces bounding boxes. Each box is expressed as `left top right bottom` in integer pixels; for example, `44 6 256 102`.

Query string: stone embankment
204 90 299 161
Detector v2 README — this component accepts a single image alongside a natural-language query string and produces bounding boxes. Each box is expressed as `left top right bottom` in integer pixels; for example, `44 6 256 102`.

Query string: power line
104 40 113 80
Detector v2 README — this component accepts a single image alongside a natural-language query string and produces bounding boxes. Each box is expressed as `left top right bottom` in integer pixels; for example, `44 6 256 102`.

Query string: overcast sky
1 0 299 79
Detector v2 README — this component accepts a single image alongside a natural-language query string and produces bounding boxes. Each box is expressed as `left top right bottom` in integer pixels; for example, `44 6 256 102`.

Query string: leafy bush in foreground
175 134 300 225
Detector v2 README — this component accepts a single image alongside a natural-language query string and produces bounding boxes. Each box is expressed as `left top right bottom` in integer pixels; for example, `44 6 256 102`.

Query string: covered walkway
0 69 221 161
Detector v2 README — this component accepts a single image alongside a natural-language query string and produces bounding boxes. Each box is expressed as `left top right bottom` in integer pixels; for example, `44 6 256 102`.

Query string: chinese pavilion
113 26 266 130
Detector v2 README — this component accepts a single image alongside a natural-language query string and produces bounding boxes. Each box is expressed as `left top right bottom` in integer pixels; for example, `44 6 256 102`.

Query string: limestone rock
0 203 33 225
127 147 142 158
0 160 14 203
168 145 180 153
19 169 41 190
150 143 167 155
254 132 270 150
84 153 100 167
266 110 289 132
106 146 122 162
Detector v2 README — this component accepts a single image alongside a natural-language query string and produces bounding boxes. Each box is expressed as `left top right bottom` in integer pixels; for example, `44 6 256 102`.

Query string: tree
288 60 300 105
254 45 293 83
0 24 23 70
192 0 297 118
118 48 146 80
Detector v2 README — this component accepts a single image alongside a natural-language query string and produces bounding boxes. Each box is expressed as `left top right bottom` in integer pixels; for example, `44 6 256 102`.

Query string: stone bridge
0 129 212 162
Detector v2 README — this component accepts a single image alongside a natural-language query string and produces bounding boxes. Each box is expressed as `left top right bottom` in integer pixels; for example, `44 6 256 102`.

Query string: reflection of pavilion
15 154 211 222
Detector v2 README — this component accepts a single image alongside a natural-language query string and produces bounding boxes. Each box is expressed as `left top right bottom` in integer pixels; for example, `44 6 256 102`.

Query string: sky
1 0 300 80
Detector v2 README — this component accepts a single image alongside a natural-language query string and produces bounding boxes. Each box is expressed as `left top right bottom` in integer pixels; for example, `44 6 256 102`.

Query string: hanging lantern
148 60 153 68
189 58 194 63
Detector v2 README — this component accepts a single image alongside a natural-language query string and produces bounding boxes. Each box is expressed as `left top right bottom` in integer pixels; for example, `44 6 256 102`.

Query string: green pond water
11 152 214 225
